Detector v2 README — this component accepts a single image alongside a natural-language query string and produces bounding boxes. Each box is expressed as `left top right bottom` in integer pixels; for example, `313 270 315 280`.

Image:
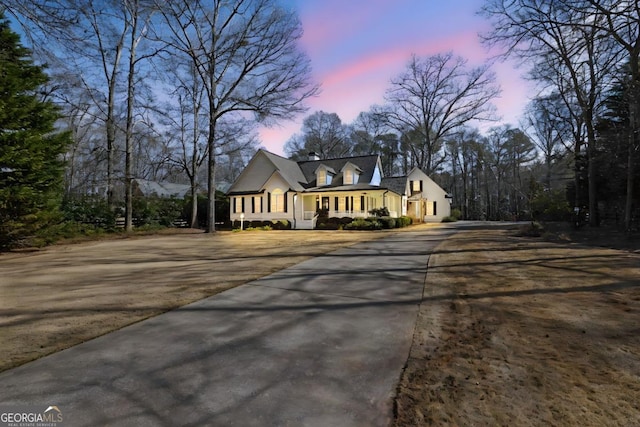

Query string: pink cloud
258 0 531 155
297 0 397 50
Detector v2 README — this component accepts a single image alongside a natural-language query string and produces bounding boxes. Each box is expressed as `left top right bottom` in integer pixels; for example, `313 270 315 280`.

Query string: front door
408 200 423 222
322 197 330 210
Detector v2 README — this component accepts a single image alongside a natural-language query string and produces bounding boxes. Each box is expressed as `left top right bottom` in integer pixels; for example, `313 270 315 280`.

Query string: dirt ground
0 229 384 373
2 223 639 426
393 224 640 426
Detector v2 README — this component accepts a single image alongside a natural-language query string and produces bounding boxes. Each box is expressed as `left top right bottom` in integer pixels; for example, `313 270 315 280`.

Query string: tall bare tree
122 0 159 231
155 0 318 232
446 127 483 219
482 0 619 225
162 64 208 228
586 0 640 229
525 94 572 190
284 111 351 160
3 0 158 214
385 52 500 174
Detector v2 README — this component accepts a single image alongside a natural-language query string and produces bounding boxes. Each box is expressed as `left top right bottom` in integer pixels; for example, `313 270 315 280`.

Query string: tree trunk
106 110 115 207
586 117 598 226
124 7 140 233
206 147 216 233
625 93 637 230
206 113 216 233
190 177 198 228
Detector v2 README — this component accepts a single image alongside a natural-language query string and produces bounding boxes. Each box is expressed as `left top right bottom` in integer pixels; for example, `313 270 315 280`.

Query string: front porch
299 190 402 222
302 209 398 220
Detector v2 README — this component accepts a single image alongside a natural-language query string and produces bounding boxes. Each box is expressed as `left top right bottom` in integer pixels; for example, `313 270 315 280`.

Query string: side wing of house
406 168 451 222
227 150 304 225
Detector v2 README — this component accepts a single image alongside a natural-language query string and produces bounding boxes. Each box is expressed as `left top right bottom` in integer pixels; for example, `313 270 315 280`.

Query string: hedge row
316 215 413 230
232 219 291 230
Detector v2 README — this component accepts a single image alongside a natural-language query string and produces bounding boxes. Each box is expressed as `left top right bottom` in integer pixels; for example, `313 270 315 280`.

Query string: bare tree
586 0 640 229
284 111 351 160
163 65 208 228
155 0 318 232
350 107 388 154
525 94 572 190
446 127 483 219
482 0 619 225
3 0 159 214
385 52 500 174
123 0 159 231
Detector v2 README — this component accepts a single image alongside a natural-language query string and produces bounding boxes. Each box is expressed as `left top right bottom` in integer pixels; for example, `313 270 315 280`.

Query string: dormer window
341 162 361 185
318 169 327 185
344 169 354 185
315 165 334 186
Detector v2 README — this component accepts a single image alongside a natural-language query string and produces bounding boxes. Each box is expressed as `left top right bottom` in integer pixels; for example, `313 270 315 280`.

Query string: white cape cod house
227 150 451 229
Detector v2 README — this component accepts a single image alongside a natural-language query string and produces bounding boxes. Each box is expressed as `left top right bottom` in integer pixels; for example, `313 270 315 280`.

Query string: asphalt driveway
0 227 452 426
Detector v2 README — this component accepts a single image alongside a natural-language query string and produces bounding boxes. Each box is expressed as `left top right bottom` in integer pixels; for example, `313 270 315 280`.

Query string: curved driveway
0 226 454 426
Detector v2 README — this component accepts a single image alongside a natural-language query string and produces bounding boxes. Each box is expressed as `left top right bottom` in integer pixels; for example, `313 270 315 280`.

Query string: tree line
1 0 318 240
1 0 638 248
287 0 639 228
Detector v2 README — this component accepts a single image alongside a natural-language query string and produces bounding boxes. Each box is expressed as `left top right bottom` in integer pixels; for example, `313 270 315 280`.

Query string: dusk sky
260 0 532 155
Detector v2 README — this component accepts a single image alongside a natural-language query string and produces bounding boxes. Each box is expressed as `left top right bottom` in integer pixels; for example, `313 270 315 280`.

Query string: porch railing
305 210 398 218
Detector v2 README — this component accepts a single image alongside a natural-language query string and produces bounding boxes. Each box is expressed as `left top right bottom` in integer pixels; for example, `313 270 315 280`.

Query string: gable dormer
314 164 335 186
341 162 363 185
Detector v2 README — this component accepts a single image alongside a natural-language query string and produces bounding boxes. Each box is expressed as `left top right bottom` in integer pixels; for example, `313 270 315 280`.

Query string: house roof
261 150 308 191
380 176 407 196
297 154 380 188
303 183 385 193
133 179 191 198
228 151 411 196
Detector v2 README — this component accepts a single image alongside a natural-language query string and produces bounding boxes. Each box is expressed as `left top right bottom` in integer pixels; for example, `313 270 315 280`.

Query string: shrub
344 217 382 230
61 195 118 230
316 215 347 228
396 216 413 228
132 196 185 227
340 216 354 225
450 208 462 220
271 220 291 230
316 221 340 230
441 216 458 223
530 189 571 222
369 207 390 217
28 221 106 247
378 216 396 229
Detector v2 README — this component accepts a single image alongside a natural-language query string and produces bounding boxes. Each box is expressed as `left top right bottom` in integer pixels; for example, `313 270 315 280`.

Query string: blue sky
260 0 531 154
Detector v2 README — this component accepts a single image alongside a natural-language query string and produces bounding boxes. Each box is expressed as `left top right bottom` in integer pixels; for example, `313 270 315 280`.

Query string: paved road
0 227 453 426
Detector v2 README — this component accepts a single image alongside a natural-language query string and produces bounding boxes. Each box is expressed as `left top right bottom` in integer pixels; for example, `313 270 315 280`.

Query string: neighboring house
227 150 451 229
132 179 192 199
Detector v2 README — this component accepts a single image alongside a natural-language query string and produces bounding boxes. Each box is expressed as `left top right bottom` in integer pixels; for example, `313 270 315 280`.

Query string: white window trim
271 189 285 213
318 169 326 186
344 169 354 185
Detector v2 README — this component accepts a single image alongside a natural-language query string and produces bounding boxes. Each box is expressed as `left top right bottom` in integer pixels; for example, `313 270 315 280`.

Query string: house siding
228 150 450 228
406 169 450 222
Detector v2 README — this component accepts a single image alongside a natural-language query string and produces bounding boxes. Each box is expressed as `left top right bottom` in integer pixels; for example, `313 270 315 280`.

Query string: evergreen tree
0 14 70 248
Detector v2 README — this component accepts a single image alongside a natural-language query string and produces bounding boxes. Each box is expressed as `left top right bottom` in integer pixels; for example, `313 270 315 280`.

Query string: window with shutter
271 189 285 213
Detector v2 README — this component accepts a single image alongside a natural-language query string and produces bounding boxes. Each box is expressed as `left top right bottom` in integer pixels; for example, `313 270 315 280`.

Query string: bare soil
2 223 639 426
393 224 640 426
0 229 384 373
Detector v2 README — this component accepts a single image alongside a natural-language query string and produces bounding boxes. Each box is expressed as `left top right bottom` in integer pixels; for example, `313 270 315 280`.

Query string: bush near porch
316 215 413 230
231 219 291 230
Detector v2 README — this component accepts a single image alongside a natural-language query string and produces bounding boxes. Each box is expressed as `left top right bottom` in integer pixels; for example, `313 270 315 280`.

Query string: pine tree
0 13 71 248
